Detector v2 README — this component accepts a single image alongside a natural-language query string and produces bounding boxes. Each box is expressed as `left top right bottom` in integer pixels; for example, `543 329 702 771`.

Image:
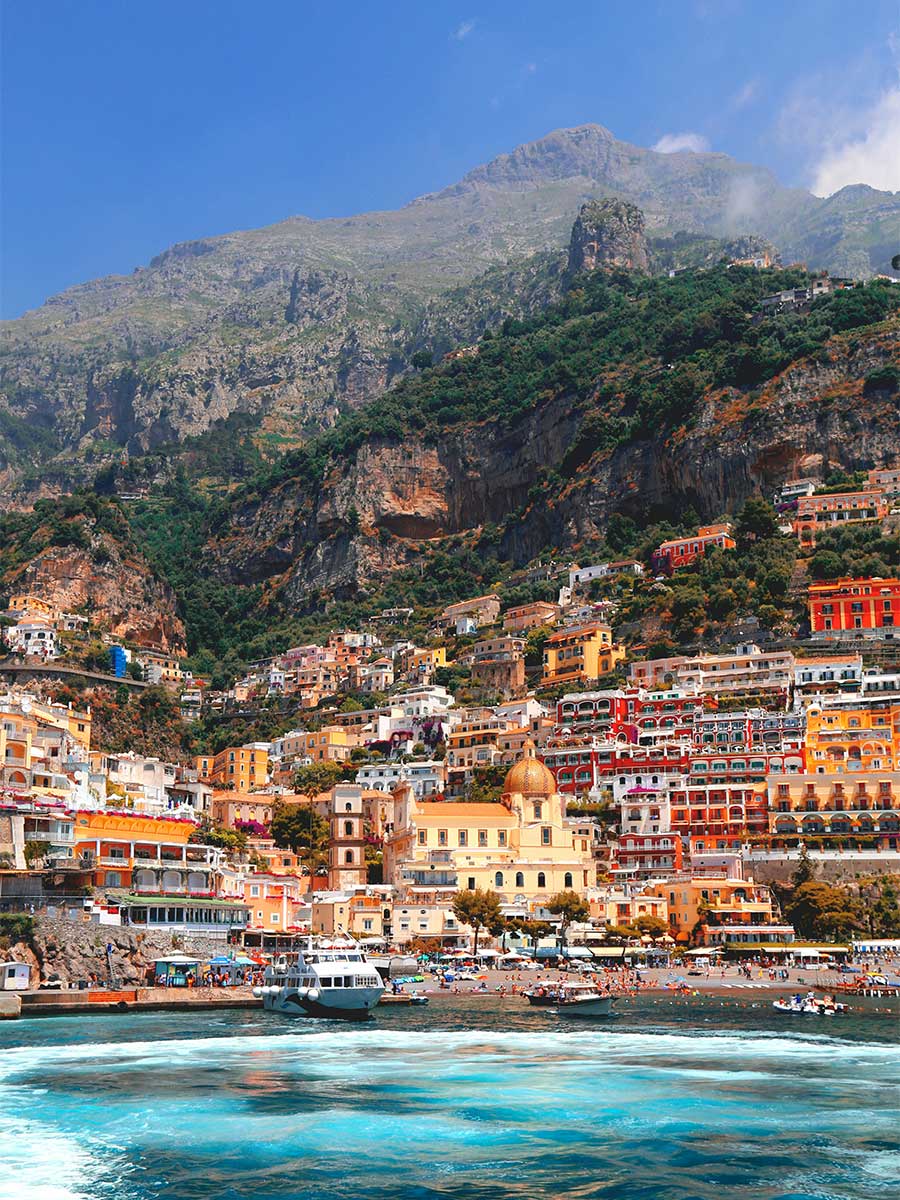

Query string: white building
5 621 59 659
355 760 445 798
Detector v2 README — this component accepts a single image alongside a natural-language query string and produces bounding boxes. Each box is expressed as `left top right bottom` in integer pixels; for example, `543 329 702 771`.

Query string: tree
604 924 638 943
23 840 51 868
451 888 503 956
634 915 668 938
784 881 862 940
193 824 247 853
292 762 348 796
546 890 590 947
410 350 433 370
516 918 553 952
735 497 778 544
270 802 330 874
791 844 816 888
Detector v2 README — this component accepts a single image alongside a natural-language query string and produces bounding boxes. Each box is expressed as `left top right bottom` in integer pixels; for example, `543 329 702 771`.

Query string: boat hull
557 996 616 1017
263 985 383 1019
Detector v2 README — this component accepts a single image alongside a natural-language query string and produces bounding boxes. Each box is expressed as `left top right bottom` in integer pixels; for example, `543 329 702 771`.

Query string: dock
11 986 423 1018
16 986 259 1017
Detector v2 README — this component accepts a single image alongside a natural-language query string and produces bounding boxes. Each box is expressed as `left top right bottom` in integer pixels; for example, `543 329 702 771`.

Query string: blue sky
3 0 899 318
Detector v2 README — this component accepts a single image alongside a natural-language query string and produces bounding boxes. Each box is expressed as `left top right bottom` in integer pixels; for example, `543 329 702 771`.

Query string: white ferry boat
254 939 384 1020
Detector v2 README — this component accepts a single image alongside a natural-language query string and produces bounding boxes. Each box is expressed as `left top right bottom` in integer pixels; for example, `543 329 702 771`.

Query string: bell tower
327 784 367 891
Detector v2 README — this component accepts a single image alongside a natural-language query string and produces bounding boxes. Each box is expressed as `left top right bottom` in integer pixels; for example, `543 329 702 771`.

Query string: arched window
344 850 354 864
564 872 573 888
344 820 354 836
494 871 504 888
537 871 546 889
515 871 524 888
345 802 353 811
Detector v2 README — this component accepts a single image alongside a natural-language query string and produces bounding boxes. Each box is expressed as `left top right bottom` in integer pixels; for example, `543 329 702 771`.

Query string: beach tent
153 954 201 986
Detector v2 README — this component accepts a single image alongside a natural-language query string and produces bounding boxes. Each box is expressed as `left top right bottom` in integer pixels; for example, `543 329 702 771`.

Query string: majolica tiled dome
503 739 555 796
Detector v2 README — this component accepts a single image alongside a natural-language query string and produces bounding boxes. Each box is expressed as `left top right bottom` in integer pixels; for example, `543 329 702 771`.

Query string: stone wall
1 914 235 987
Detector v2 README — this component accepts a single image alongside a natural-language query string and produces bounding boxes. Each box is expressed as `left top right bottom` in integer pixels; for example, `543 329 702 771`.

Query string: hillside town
4 481 900 969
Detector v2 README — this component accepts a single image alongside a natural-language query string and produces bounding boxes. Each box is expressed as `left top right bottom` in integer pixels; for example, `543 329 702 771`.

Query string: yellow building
645 876 778 944
312 892 390 939
541 622 624 688
209 743 269 790
285 727 351 765
384 741 596 904
768 770 900 846
402 646 447 682
804 701 899 772
209 791 274 829
8 594 58 620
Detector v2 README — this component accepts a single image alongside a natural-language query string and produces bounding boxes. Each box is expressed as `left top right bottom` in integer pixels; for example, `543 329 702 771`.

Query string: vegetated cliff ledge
208 319 899 607
0 495 186 653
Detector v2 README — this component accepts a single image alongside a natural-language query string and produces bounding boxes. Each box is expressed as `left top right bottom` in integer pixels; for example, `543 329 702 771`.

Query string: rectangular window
458 830 468 846
478 830 488 846
498 831 507 847
417 830 426 845
541 827 551 845
438 830 448 846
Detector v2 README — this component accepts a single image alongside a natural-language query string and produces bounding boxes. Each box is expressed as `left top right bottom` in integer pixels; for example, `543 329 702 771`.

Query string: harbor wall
2 916 233 987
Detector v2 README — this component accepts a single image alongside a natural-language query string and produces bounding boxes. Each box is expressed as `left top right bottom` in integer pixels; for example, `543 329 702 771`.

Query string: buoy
307 988 320 1001
252 987 262 998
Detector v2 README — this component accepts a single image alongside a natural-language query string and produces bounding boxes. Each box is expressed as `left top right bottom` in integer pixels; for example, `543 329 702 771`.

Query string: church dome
503 739 556 796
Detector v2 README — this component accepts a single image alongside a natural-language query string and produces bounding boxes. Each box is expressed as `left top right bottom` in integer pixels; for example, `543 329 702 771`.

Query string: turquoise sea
1 994 897 1200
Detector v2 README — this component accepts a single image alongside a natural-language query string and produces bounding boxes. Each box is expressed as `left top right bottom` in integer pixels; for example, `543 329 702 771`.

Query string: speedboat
773 993 849 1015
254 939 384 1020
526 982 617 1017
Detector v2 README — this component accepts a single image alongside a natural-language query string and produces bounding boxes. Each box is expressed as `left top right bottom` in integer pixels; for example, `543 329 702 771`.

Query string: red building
651 524 735 575
611 832 683 878
809 577 900 640
668 782 769 854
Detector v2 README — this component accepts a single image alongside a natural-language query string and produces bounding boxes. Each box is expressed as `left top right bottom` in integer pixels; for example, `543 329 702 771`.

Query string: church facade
383 741 597 905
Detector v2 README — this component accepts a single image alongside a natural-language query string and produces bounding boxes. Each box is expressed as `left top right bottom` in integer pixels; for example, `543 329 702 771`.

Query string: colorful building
804 701 899 772
651 523 735 575
384 742 596 904
204 743 270 790
808 578 900 640
794 490 887 547
503 601 560 633
767 770 900 849
541 623 625 689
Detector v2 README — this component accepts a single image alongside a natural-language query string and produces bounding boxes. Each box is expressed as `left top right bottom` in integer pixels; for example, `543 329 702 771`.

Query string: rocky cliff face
1 502 186 653
568 200 650 274
4 125 898 503
208 322 899 605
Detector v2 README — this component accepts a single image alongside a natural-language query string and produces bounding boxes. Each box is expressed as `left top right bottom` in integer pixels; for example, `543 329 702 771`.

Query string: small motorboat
408 994 429 1006
526 982 617 1017
773 992 849 1016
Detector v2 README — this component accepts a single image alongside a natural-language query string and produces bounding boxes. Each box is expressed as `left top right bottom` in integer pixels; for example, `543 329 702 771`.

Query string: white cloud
731 78 759 110
452 19 475 40
652 132 710 154
812 83 900 195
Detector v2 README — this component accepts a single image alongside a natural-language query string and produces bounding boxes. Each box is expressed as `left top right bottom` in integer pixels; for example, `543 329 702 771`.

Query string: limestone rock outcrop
568 199 650 274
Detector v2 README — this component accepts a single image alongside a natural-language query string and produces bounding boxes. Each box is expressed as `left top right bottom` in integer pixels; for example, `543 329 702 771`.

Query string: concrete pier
0 995 22 1019
18 986 259 1017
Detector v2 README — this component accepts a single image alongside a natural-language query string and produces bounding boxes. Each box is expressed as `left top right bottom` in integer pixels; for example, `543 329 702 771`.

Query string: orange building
243 874 304 930
794 490 887 547
541 623 624 688
804 701 899 772
503 602 560 633
808 577 900 640
71 809 206 892
196 743 269 790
